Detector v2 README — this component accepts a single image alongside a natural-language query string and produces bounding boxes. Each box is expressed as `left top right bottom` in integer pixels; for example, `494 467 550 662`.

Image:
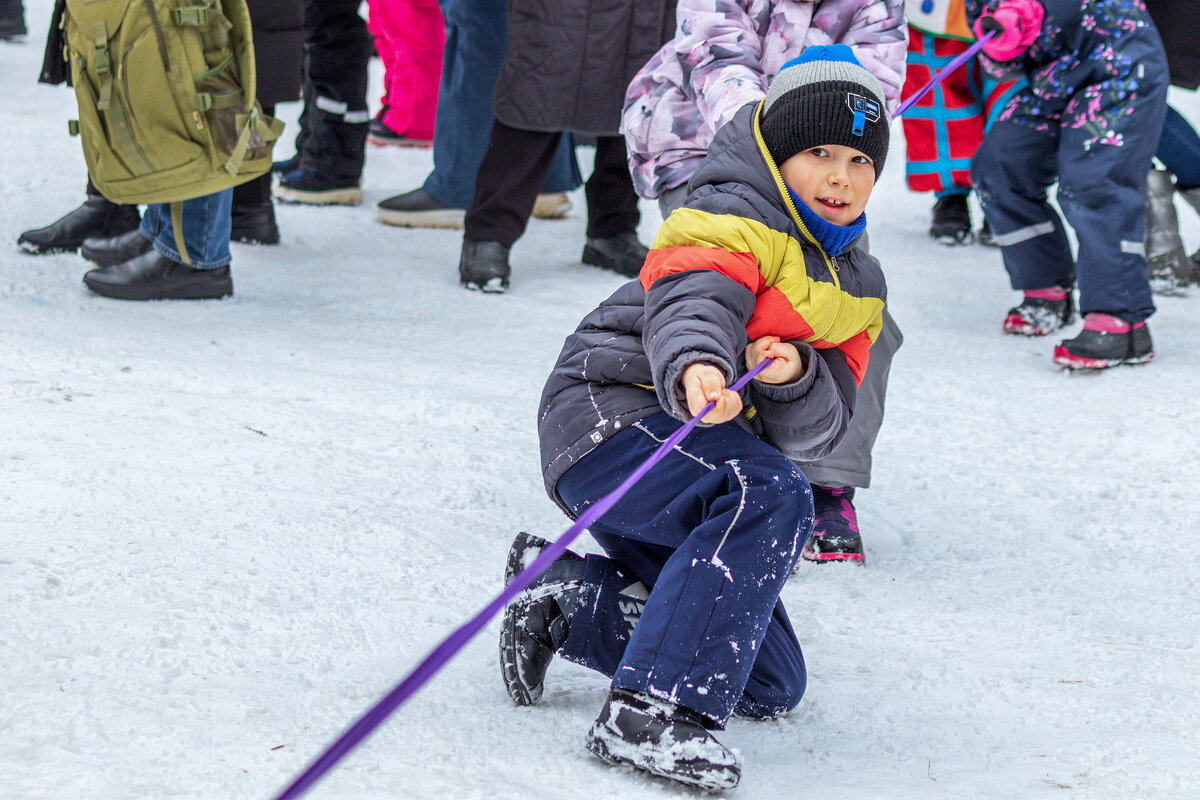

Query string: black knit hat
759 45 890 178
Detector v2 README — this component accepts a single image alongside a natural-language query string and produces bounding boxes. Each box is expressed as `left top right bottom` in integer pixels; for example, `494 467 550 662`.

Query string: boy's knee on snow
734 672 807 720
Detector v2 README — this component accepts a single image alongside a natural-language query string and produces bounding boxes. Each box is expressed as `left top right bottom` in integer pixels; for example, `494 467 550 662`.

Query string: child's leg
1055 82 1167 323
971 118 1074 292
1156 106 1200 191
368 0 444 140
900 29 978 195
555 413 810 727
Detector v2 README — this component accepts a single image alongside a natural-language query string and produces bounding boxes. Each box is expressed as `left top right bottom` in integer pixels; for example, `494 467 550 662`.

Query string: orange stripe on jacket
641 246 763 294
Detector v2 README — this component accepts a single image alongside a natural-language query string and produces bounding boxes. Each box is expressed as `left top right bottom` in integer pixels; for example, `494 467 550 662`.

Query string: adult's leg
295 0 371 183
555 413 810 726
423 0 578 209
584 136 641 239
140 191 234 268
1156 106 1200 190
463 122 560 246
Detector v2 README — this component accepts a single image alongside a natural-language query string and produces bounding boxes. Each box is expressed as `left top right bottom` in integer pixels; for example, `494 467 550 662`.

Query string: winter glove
973 0 1044 62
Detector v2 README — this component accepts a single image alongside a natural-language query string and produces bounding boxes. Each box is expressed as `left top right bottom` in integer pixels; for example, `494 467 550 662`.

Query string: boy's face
780 144 875 225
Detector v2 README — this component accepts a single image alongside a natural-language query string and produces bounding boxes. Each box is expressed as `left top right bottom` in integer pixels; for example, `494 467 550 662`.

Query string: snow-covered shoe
929 193 972 245
460 240 511 293
499 532 584 706
585 689 741 791
799 485 864 565
1002 289 1075 336
1052 313 1154 369
1144 168 1195 294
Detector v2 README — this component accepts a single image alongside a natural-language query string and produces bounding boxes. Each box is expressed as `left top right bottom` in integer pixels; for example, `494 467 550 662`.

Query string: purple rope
274 359 772 800
895 31 997 118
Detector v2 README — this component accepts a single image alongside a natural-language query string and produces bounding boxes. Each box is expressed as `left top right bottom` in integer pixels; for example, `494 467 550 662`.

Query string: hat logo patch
846 93 880 137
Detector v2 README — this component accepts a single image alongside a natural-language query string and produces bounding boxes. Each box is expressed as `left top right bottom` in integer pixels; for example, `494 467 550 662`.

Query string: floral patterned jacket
621 0 907 199
964 0 1167 149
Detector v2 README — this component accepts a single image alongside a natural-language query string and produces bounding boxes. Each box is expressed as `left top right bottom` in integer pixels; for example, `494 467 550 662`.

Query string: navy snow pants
554 412 810 727
971 68 1168 323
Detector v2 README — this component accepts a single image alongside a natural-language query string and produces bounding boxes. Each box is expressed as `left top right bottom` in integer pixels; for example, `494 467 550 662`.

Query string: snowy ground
3 9 1200 799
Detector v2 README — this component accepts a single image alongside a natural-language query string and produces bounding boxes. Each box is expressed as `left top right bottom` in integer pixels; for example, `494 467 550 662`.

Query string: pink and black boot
799 485 865 565
1052 313 1154 369
1003 287 1075 336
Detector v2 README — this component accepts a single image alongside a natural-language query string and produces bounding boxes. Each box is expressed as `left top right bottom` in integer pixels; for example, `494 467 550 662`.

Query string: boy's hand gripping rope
274 360 771 800
275 32 1001 799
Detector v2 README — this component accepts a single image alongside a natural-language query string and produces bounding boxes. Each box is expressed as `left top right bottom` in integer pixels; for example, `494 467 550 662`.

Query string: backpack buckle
173 6 210 26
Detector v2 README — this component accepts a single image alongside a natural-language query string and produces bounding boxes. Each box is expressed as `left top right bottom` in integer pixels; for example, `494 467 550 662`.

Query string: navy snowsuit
967 0 1169 323
537 106 885 726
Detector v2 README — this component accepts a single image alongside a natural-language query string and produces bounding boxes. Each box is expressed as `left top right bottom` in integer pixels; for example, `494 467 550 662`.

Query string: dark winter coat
1145 0 1200 90
492 0 677 136
538 103 886 505
39 0 303 104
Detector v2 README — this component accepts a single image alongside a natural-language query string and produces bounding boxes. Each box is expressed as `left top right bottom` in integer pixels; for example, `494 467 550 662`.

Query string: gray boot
1177 184 1200 272
1144 169 1196 294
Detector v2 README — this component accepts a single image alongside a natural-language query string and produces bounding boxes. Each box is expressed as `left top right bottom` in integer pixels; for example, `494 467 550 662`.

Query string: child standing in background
967 0 1168 369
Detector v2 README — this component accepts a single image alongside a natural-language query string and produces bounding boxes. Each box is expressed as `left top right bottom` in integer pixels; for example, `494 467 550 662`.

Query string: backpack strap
92 21 112 111
170 202 191 264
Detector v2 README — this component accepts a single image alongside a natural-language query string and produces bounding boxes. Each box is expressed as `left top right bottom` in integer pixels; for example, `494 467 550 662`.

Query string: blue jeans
423 0 579 208
1157 105 1200 190
139 189 233 268
555 413 809 726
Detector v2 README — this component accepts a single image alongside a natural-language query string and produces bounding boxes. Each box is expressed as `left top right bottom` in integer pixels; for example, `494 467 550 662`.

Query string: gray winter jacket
538 105 881 506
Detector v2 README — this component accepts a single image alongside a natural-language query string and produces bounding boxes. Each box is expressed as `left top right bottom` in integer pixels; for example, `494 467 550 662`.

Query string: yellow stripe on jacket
642 207 884 384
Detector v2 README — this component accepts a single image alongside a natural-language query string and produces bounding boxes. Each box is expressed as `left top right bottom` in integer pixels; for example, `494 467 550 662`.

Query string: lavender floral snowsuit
621 0 907 200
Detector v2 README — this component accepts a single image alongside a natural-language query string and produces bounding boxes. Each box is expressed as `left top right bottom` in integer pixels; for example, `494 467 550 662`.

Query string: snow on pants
421 0 579 209
294 0 371 182
554 412 810 727
901 28 1024 195
971 79 1168 324
367 0 444 141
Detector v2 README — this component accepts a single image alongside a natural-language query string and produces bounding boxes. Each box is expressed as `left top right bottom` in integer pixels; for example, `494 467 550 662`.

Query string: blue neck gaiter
787 186 867 256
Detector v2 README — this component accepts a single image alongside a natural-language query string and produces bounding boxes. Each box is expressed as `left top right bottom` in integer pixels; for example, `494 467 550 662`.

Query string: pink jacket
621 0 907 198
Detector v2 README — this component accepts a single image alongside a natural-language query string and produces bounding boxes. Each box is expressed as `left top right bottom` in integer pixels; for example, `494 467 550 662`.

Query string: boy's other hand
682 363 743 424
746 336 804 384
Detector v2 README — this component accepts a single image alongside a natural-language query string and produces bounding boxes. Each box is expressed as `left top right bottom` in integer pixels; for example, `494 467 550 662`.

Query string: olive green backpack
63 0 284 211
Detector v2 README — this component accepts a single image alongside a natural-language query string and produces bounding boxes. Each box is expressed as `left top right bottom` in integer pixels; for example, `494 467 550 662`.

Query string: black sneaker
581 232 649 277
585 689 742 791
798 486 864 565
460 240 511 293
1002 293 1075 336
377 187 465 229
276 169 362 205
0 12 26 41
930 194 972 246
80 228 154 268
1053 314 1154 369
19 194 141 255
83 249 233 301
499 532 584 706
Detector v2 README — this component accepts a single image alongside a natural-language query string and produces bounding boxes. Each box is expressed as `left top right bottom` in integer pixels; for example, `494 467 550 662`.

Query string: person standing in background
366 0 444 148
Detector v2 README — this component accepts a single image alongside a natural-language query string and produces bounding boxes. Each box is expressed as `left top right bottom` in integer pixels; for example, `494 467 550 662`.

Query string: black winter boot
459 239 511 293
581 232 649 277
499 532 584 706
1052 313 1154 369
1144 168 1195 294
19 190 141 255
231 172 280 245
929 193 972 245
83 249 233 301
1002 292 1075 336
585 689 742 791
80 228 154 268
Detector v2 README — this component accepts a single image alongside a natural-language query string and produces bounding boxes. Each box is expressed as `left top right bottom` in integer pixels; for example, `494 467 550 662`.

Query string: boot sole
378 207 465 229
275 186 363 206
1052 350 1155 370
367 134 432 148
83 276 233 301
500 532 548 707
18 240 77 255
584 725 741 791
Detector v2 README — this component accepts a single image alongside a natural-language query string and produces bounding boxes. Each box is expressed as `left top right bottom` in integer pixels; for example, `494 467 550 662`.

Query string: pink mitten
973 0 1044 62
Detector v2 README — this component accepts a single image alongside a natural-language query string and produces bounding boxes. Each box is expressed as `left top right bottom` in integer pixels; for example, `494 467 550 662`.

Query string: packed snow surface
3 8 1199 798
